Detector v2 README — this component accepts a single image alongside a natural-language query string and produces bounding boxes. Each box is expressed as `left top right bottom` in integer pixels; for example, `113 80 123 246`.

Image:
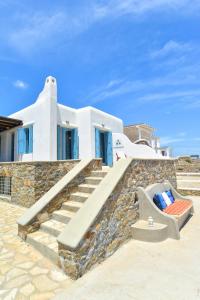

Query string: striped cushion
163 199 192 216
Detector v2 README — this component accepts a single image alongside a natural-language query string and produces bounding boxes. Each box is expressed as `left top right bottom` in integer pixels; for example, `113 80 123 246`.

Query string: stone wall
177 188 200 196
59 159 176 279
176 157 200 173
18 159 102 239
0 160 80 207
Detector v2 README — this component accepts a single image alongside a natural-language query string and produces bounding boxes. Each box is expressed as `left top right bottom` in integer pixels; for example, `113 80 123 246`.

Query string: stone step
178 187 200 196
52 210 75 224
177 179 200 182
102 166 111 171
84 177 103 185
70 192 90 203
40 219 66 237
131 220 168 242
62 201 83 212
177 181 200 188
78 184 97 193
26 230 59 265
90 170 108 177
177 176 200 180
176 172 200 176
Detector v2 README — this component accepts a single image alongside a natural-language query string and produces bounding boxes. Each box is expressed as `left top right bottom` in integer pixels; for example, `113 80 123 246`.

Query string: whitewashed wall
113 133 162 161
10 77 58 161
1 75 166 163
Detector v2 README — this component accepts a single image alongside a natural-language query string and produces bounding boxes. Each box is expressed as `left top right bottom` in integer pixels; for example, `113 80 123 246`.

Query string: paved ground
1 197 200 300
0 200 72 299
54 196 200 300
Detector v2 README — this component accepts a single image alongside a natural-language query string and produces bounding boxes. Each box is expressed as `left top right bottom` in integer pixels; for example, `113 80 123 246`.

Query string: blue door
72 128 79 159
95 128 101 158
58 127 79 160
106 131 113 167
95 128 113 166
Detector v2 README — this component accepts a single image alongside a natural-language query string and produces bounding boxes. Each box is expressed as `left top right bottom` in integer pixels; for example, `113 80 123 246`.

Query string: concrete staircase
26 167 109 265
177 172 200 196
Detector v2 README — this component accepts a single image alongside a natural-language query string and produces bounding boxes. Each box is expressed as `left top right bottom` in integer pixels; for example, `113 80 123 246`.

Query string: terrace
1 195 200 299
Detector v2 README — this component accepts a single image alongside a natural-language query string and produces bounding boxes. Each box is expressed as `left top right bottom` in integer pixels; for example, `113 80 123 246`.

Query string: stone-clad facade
0 160 79 207
176 157 200 173
18 159 102 240
58 159 176 279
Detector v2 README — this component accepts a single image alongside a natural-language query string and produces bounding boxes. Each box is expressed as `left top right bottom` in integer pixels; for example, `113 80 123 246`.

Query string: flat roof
124 123 155 130
0 116 23 132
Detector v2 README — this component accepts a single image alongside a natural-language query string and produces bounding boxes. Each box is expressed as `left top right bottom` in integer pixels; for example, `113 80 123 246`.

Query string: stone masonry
0 160 80 207
176 157 200 173
18 159 102 240
58 159 176 279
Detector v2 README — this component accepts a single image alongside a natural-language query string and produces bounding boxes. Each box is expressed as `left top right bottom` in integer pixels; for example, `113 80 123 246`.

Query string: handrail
17 159 93 226
57 158 133 250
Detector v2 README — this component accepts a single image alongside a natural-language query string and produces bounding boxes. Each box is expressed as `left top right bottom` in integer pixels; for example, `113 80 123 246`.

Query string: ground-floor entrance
57 126 79 160
95 128 113 166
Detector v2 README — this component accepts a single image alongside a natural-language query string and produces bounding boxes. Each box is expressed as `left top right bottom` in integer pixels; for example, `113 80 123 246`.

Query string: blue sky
0 0 200 156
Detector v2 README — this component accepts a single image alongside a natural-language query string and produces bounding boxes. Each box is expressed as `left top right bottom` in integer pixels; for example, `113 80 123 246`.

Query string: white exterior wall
113 133 162 160
10 105 36 161
77 107 123 159
0 75 162 163
9 77 58 161
77 109 93 159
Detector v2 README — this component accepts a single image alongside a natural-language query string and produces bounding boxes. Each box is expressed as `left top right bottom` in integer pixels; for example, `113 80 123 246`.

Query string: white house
0 76 163 166
124 124 171 157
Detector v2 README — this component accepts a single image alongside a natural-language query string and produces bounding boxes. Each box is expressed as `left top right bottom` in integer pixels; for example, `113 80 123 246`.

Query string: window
18 125 33 154
0 176 11 196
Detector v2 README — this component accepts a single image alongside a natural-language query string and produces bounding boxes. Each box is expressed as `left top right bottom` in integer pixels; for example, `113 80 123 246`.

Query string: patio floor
1 197 200 299
54 196 200 300
0 200 72 299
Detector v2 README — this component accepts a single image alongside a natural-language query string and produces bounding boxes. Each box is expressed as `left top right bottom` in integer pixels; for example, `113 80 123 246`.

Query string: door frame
57 126 79 160
95 127 113 166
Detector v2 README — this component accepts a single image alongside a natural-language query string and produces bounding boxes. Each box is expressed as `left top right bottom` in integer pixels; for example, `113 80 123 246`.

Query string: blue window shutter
28 125 33 153
107 131 113 166
95 128 101 158
17 128 26 154
72 128 79 159
62 128 66 160
57 125 61 160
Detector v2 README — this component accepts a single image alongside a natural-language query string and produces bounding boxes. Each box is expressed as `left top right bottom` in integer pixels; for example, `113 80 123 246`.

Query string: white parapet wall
113 133 162 161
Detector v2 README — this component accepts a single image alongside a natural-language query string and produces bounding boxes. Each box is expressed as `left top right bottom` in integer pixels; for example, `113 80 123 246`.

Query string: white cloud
85 79 146 104
151 40 192 58
9 12 71 54
137 90 200 103
13 80 28 89
4 0 200 55
161 135 200 146
178 132 187 137
184 99 200 109
161 136 185 145
93 0 200 18
86 70 200 105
